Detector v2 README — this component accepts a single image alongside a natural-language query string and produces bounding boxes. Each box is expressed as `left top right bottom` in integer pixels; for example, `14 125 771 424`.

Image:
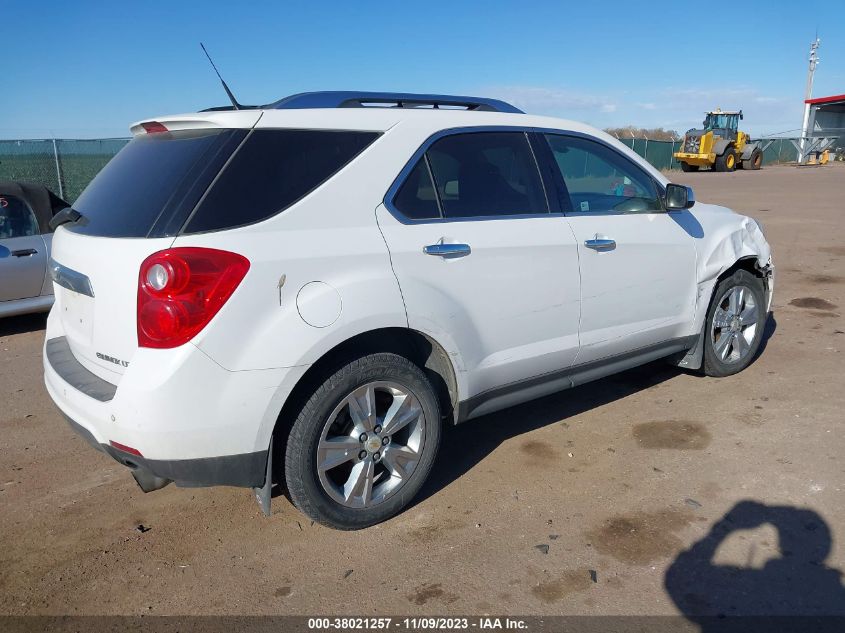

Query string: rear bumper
60 410 267 489
44 331 306 490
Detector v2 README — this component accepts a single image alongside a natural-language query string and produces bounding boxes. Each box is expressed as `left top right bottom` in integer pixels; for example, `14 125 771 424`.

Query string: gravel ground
1 163 843 617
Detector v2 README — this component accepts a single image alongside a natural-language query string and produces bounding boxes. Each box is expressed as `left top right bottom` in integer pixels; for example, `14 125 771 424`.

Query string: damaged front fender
674 206 774 370
693 206 774 307
700 213 771 285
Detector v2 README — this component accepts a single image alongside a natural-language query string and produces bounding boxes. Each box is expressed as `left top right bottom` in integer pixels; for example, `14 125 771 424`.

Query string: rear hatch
50 114 258 383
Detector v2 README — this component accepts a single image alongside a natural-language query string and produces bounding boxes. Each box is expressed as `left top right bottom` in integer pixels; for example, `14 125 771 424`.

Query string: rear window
71 129 246 238
183 129 380 233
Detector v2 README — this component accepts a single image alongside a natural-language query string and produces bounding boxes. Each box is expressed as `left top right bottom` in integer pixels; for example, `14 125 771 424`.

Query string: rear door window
71 129 246 238
0 195 39 238
392 158 441 220
184 129 380 233
425 132 548 219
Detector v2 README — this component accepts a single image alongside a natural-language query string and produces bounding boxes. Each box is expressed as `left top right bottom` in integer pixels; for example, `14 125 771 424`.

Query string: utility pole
799 37 821 163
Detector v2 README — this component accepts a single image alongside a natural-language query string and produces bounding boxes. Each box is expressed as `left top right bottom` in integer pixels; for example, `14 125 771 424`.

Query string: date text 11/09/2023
307 617 529 630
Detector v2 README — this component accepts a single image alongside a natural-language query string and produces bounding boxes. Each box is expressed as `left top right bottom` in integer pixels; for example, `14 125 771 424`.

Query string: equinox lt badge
96 352 129 368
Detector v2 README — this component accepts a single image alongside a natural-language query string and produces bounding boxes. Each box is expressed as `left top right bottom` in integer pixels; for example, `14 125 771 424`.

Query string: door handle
423 243 472 258
584 238 616 251
11 248 38 257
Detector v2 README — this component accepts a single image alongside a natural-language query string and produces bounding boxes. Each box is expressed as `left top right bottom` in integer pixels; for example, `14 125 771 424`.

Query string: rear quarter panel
170 121 424 373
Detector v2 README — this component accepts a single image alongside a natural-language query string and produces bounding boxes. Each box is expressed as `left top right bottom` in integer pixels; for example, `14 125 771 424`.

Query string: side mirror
665 183 695 210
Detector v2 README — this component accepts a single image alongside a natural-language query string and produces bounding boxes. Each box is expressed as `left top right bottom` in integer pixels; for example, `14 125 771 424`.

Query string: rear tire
680 162 699 172
703 270 766 377
713 147 737 172
284 353 441 530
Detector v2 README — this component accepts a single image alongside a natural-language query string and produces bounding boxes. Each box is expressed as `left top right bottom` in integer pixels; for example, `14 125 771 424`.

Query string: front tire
713 147 737 172
703 270 766 377
285 353 441 530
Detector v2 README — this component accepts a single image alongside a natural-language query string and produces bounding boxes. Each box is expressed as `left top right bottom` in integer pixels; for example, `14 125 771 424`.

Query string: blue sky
3 0 843 139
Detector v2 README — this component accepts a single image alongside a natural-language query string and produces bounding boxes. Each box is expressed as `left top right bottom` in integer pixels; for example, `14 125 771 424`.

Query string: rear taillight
137 247 250 349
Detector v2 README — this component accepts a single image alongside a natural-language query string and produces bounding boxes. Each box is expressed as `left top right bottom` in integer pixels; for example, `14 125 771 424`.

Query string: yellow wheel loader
674 109 763 172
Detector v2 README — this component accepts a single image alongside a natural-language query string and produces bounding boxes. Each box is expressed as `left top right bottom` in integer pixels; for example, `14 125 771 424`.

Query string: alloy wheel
316 381 426 508
710 285 760 364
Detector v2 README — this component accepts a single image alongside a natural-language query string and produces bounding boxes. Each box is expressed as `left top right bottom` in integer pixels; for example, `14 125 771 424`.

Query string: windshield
704 114 738 131
70 129 246 238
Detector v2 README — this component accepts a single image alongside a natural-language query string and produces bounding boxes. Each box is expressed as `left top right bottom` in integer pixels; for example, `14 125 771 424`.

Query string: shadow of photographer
665 500 845 631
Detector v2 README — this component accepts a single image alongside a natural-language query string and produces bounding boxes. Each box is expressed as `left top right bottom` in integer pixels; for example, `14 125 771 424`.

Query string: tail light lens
138 247 250 349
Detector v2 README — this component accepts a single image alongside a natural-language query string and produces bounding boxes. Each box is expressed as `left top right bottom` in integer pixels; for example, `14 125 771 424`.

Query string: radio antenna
200 43 242 110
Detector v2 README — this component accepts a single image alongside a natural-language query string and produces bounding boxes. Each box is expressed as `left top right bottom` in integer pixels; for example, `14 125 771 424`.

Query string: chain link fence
0 138 129 203
0 135 805 204
616 136 803 172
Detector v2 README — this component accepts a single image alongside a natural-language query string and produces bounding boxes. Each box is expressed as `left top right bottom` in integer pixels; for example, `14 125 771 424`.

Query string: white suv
43 92 773 529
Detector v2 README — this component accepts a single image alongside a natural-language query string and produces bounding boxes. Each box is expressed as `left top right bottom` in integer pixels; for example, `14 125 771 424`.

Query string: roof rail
264 91 524 114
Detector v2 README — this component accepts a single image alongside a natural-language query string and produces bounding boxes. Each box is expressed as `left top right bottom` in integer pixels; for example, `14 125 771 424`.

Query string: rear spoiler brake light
129 111 263 136
140 121 169 134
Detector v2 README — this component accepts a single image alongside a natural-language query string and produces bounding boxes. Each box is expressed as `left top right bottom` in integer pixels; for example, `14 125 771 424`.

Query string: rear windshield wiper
49 207 86 231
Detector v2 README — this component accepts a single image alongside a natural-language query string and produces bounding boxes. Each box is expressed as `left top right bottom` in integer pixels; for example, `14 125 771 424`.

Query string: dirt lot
1 164 844 618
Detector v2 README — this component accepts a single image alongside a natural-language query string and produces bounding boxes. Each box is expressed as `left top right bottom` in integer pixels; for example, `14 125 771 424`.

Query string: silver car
0 181 67 317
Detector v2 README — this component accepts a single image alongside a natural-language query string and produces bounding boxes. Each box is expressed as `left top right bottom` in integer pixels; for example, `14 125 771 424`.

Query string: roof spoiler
202 91 524 114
